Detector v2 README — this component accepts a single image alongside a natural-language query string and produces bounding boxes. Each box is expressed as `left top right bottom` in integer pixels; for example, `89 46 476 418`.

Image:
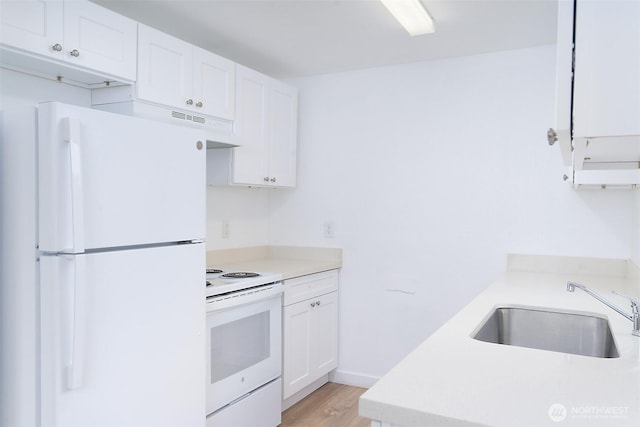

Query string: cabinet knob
70 49 80 57
52 43 63 52
316 300 321 306
186 99 194 106
196 101 203 108
270 177 277 183
547 128 558 146
310 302 316 307
264 177 270 182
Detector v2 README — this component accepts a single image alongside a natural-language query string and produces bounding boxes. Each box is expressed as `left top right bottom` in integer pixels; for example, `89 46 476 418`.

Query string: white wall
269 45 635 383
3 49 636 385
205 186 270 248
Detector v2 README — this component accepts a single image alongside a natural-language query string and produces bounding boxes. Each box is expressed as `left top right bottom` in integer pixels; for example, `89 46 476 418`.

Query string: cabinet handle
196 101 203 108
52 43 63 52
186 99 194 106
547 128 558 146
270 177 277 183
70 49 80 57
263 177 270 182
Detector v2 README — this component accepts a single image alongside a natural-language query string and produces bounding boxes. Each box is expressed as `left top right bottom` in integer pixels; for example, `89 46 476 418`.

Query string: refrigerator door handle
62 117 85 253
66 255 87 390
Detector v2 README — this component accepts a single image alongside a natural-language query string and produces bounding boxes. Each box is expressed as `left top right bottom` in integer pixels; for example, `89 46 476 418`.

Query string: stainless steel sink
471 306 619 358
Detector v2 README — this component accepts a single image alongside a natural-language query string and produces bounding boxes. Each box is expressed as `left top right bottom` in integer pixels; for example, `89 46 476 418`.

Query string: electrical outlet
323 221 334 238
221 220 230 239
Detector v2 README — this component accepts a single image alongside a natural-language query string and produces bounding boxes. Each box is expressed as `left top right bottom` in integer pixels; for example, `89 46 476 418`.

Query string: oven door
205 291 282 416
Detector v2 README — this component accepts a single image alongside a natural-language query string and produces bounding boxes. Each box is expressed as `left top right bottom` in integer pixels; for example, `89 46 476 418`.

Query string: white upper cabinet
193 46 236 120
62 1 136 81
0 0 136 83
268 80 298 188
573 0 640 140
137 24 193 110
551 0 574 167
0 0 64 60
233 65 270 185
552 0 640 187
215 64 297 188
137 25 236 120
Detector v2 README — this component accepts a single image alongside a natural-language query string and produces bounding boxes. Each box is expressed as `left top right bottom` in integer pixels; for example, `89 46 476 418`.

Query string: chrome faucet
567 281 640 337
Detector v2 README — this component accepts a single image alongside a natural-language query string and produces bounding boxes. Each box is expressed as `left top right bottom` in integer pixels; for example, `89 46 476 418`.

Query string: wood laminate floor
281 383 371 427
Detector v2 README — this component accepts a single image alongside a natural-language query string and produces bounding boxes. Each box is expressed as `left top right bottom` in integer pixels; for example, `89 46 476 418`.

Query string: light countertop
206 245 342 280
359 256 640 427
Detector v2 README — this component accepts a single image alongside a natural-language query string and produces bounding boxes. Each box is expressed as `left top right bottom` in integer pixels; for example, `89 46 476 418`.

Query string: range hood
92 101 239 149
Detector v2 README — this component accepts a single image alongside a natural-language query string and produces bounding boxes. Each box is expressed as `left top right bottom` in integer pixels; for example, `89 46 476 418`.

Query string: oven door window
206 293 282 415
210 311 270 382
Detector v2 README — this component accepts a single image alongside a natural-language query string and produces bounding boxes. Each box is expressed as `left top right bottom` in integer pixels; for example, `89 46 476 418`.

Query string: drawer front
283 270 338 306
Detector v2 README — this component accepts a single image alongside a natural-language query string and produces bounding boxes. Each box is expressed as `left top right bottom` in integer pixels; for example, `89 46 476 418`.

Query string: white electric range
204 267 284 427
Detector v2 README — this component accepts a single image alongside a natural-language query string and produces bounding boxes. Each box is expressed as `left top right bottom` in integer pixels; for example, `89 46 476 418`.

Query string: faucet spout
566 281 640 337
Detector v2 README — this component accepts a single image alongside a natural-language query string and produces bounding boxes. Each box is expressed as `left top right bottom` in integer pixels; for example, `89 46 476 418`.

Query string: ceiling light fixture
380 0 435 36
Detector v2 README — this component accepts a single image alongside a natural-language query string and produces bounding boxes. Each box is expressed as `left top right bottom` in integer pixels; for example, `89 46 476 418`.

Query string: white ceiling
92 0 558 79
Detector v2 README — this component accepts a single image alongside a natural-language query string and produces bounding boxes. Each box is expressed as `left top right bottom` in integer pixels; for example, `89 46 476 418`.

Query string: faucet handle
615 291 640 337
612 291 640 310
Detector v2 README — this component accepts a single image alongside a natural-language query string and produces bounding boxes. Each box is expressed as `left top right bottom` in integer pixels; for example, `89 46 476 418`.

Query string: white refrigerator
1 102 206 427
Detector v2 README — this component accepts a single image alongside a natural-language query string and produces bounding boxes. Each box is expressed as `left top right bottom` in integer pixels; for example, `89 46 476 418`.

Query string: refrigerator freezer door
38 102 206 253
39 244 205 427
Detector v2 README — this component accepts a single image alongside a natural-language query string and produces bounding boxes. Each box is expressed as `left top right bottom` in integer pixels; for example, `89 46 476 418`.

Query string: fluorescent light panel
380 0 435 36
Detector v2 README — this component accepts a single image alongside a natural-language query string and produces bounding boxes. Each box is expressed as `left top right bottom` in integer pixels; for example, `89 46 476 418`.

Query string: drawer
283 270 339 306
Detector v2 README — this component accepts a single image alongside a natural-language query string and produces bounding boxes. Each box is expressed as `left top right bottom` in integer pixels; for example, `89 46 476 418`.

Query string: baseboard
329 369 379 389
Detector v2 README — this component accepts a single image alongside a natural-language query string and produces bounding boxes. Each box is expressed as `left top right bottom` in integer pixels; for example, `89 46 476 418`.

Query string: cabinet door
573 0 640 138
282 291 338 399
233 65 269 185
0 0 63 59
282 300 312 399
552 0 574 166
268 80 298 187
137 24 193 109
311 292 338 374
193 46 235 120
63 0 137 81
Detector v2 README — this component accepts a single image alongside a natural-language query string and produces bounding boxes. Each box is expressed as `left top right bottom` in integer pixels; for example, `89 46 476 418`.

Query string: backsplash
205 185 270 249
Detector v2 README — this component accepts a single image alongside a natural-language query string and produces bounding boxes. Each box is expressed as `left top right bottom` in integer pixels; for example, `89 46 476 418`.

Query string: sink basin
471 306 619 358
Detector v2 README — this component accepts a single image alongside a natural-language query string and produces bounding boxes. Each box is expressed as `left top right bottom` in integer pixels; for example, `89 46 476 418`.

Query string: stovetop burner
206 268 223 274
221 272 260 279
205 269 281 298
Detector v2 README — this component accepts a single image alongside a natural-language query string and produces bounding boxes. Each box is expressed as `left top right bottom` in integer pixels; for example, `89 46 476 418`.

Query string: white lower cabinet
282 270 339 400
